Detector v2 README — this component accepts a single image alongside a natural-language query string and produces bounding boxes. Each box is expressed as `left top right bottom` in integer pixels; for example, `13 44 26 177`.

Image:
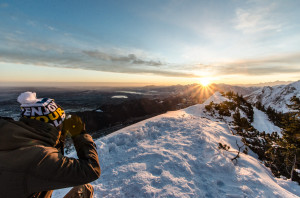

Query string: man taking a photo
0 92 101 198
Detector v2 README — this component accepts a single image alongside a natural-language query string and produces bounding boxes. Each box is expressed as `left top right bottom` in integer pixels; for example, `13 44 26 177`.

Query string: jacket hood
0 118 61 151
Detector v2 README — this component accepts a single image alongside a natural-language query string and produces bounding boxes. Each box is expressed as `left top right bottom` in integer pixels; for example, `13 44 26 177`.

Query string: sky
1 0 300 86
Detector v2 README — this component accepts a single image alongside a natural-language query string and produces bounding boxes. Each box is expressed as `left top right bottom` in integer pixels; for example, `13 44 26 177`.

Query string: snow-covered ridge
246 80 300 113
53 94 300 197
203 91 229 105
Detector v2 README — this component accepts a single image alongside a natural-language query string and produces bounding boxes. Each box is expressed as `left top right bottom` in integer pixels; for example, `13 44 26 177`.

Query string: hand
62 115 86 138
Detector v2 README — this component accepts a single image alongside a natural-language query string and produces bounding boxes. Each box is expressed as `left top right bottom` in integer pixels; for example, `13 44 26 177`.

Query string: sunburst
200 78 211 87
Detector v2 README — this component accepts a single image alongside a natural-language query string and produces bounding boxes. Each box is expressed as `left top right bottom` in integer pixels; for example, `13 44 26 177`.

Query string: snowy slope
53 97 300 198
193 92 281 134
247 80 300 113
252 107 281 135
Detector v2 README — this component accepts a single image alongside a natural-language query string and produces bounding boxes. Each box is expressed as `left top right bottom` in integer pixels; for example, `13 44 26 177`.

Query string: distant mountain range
234 80 294 87
213 83 258 96
246 80 300 113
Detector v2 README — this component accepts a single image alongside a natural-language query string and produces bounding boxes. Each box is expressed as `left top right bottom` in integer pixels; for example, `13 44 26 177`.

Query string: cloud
0 35 196 78
2 33 299 79
1 28 300 79
234 2 282 34
209 53 300 76
27 20 37 27
45 25 56 31
83 50 162 66
0 3 8 8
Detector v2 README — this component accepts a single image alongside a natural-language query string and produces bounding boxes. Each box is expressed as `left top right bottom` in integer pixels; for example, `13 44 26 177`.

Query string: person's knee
80 183 94 198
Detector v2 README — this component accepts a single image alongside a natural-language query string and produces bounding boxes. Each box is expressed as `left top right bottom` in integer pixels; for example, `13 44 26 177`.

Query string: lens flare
200 78 210 87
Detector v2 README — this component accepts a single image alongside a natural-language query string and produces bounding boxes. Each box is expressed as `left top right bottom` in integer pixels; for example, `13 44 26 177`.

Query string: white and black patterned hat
17 92 66 127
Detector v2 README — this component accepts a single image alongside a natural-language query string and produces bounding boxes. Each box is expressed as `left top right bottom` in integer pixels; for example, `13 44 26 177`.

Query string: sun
200 78 211 87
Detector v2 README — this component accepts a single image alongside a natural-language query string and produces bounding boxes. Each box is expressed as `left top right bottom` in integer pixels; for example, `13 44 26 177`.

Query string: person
0 92 101 198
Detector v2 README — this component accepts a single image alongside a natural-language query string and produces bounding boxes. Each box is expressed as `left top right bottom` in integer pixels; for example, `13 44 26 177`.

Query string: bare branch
231 140 245 163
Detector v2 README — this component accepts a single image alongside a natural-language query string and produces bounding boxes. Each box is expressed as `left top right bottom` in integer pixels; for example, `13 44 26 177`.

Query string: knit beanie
17 92 66 127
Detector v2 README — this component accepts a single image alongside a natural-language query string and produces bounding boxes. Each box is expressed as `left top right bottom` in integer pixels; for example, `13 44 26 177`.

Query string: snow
203 91 229 105
111 95 128 99
252 107 281 135
53 98 300 197
290 80 300 91
116 91 144 95
247 81 300 113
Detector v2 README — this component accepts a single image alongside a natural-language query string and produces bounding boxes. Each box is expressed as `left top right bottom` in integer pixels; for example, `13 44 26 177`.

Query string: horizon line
0 80 296 88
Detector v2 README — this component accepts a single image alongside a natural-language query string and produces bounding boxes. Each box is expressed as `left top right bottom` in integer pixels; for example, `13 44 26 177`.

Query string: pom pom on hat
17 92 38 104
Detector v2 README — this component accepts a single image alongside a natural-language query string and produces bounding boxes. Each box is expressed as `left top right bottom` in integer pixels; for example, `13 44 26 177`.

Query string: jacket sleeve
26 134 101 193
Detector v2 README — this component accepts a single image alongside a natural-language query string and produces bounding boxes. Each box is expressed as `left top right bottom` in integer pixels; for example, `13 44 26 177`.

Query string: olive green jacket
0 118 100 198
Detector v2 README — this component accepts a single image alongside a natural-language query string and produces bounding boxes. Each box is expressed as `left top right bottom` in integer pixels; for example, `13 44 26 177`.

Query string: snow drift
53 93 300 198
